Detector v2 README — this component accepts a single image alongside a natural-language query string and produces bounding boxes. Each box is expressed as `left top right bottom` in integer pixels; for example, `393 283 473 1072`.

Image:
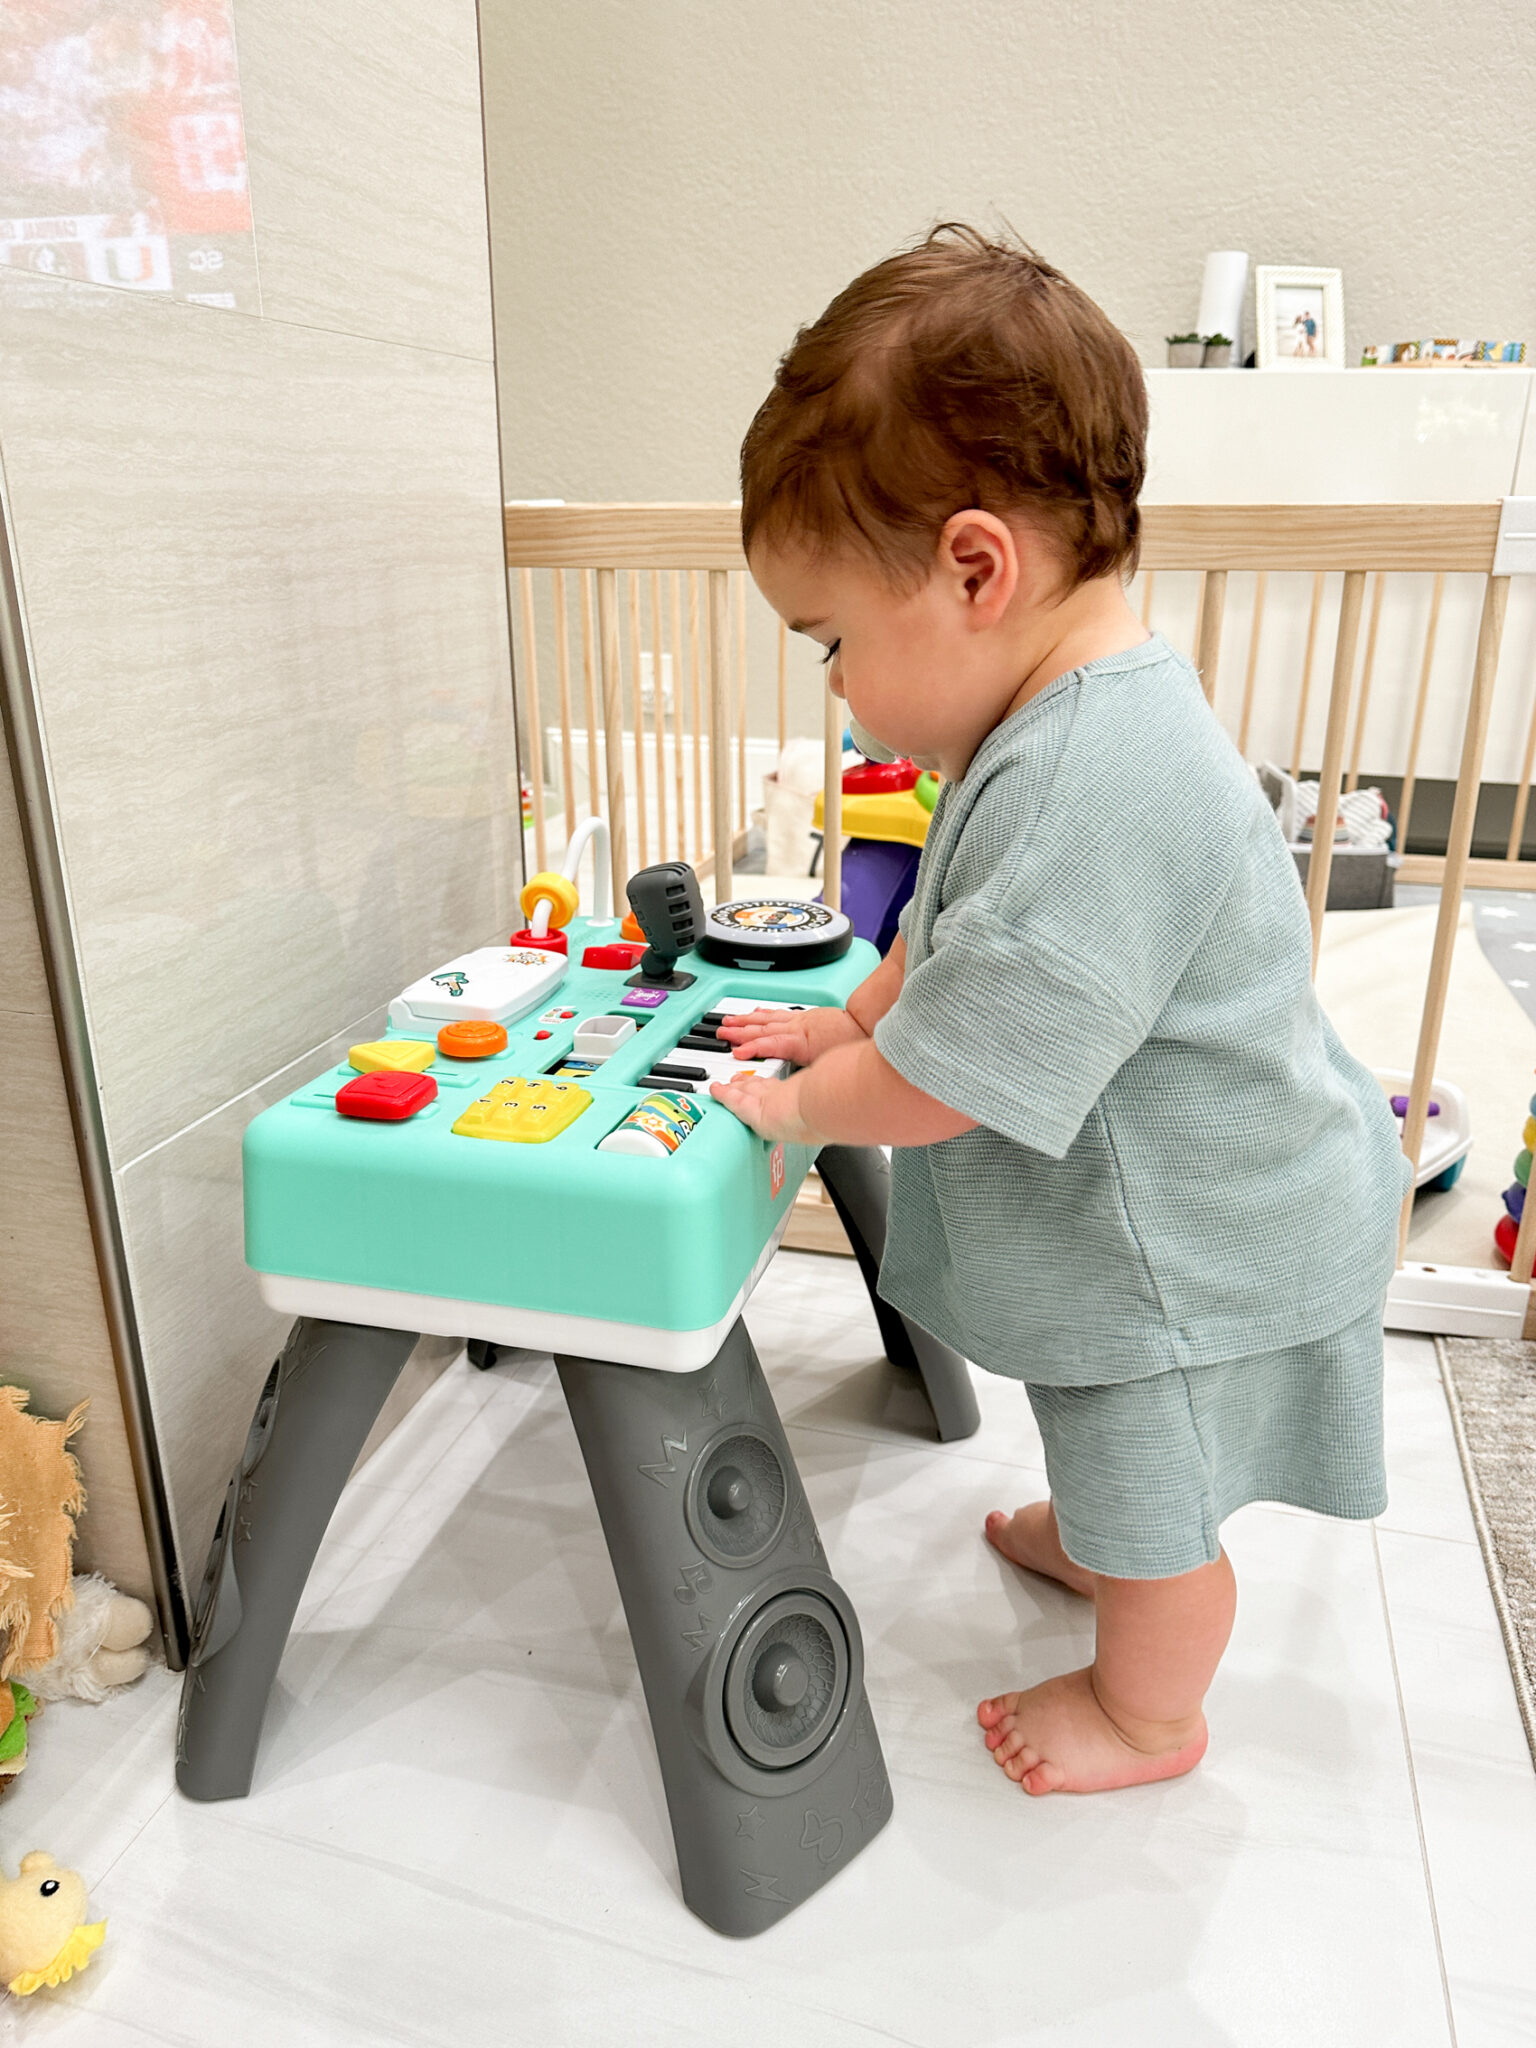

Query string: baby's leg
976 1551 1236 1795
984 1500 1096 1598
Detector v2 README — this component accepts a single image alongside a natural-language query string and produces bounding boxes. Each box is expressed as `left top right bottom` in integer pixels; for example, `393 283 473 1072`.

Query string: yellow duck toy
0 1851 104 1996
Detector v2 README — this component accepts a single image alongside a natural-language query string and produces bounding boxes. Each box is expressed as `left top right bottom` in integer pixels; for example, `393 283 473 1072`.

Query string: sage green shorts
1024 1308 1388 1580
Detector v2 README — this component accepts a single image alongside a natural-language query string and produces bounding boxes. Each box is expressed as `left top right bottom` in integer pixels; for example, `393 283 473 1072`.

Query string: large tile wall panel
116 1008 385 1579
0 274 519 1170
237 0 495 359
0 748 154 1605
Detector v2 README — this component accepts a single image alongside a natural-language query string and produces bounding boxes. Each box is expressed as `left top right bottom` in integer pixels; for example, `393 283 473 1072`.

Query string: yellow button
349 1039 437 1074
452 1076 592 1143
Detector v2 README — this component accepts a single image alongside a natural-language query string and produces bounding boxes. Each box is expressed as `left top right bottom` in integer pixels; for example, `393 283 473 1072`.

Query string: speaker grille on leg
724 1593 850 1770
686 1427 787 1568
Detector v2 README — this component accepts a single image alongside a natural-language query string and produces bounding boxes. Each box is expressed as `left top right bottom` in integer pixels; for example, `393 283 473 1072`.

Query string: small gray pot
1202 341 1234 368
1166 340 1204 368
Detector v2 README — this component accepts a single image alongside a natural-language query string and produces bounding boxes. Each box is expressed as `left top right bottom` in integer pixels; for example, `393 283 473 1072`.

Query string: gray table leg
556 1319 893 1937
815 1144 981 1442
176 1317 418 1802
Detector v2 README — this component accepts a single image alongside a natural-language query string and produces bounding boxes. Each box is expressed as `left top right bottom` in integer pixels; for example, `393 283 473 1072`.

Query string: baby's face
749 539 999 768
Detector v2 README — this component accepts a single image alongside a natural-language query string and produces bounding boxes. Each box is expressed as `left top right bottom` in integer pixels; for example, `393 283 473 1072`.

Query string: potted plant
1202 333 1234 368
1166 332 1204 367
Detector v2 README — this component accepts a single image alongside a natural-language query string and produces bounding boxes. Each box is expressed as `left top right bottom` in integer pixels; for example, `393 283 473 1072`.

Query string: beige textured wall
483 0 1535 502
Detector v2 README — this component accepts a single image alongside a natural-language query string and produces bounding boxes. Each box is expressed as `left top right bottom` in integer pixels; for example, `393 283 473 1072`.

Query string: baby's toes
1019 1758 1066 1797
985 1719 1029 1763
1002 1745 1042 1782
976 1692 1020 1730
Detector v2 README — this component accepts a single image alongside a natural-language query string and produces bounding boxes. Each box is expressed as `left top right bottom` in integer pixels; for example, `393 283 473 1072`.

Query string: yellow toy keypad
349 1039 437 1074
451 1076 592 1144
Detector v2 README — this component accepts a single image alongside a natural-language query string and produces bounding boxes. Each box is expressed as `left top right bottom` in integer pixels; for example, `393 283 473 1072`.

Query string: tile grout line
115 999 389 1174
302 1368 530 1625
1372 1520 1460 2048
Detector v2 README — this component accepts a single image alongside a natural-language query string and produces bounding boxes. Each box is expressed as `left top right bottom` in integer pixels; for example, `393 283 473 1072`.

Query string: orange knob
437 1019 509 1060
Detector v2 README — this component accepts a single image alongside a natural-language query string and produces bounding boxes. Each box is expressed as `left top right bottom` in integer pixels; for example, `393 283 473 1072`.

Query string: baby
710 225 1409 1796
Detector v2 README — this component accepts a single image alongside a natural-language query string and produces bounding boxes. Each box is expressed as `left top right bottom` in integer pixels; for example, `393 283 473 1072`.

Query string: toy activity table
176 870 978 1937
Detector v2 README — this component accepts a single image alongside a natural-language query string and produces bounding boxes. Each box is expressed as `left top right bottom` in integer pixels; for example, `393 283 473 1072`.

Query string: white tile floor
6 1253 1536 2047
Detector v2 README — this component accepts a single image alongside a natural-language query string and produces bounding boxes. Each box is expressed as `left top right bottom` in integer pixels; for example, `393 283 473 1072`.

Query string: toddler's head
741 225 1147 767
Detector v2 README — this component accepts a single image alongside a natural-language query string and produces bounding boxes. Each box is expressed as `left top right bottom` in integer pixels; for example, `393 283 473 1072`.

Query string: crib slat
595 567 629 904
1236 571 1267 757
708 569 733 904
1290 572 1326 778
735 574 748 830
1397 574 1511 1258
628 571 648 868
579 571 600 825
1345 572 1387 793
1305 571 1366 965
822 686 842 913
670 572 687 861
552 568 577 841
1138 570 1156 629
1506 669 1536 861
650 569 668 858
688 571 704 865
1513 1164 1536 1286
1193 569 1226 705
1395 573 1445 852
516 568 548 872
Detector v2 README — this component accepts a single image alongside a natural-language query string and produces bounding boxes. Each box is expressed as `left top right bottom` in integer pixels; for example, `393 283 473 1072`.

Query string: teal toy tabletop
244 914 878 1368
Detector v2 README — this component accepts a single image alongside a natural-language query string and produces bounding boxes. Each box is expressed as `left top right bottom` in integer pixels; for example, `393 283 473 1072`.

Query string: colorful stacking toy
1495 1090 1535 1265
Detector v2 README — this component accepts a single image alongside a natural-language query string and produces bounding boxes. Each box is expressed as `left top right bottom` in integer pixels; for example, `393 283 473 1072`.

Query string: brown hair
740 224 1147 592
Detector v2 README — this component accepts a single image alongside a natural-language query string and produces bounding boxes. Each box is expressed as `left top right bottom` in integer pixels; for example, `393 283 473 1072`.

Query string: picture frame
1255 265 1346 369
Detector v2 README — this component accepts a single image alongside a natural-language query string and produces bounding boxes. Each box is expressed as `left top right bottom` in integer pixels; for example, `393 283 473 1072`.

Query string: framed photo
1255 266 1346 369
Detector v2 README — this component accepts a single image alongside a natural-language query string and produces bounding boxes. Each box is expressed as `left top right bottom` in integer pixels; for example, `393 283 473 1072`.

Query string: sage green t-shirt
871 635 1410 1385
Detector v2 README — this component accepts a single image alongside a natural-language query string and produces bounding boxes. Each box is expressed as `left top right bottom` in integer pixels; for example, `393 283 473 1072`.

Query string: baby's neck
941 576 1149 781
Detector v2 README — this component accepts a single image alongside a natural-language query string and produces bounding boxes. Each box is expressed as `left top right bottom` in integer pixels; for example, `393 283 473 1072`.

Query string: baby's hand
715 1004 865 1068
709 1072 817 1145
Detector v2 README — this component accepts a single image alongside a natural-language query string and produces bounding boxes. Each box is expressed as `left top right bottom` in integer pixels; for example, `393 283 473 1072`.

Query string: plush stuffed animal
0 1683 40 1790
23 1576 153 1705
0 1852 104 1996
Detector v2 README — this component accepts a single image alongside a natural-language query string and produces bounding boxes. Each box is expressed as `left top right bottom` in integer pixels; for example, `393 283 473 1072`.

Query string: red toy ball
1494 1212 1521 1264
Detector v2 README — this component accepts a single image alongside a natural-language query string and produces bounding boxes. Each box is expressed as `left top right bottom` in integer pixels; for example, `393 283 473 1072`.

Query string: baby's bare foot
975 1667 1207 1795
984 1502 1096 1598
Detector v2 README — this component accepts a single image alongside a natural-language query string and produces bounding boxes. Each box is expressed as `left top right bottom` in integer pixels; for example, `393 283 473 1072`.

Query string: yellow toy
0 1852 104 1996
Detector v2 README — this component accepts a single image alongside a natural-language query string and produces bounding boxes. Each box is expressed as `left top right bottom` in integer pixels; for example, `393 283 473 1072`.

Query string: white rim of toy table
254 1207 795 1373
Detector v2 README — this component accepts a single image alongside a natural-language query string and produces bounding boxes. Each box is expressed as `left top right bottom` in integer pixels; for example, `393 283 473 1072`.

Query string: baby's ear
938 511 1018 622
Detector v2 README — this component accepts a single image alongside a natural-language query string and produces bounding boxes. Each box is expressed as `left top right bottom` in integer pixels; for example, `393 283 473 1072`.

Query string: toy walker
175 823 978 1937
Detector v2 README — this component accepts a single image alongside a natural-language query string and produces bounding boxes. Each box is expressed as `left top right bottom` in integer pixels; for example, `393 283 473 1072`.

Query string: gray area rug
1436 1337 1536 1766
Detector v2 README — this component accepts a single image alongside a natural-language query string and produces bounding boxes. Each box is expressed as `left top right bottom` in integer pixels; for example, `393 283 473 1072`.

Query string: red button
844 758 918 794
336 1070 437 1121
534 1029 551 1040
581 942 647 970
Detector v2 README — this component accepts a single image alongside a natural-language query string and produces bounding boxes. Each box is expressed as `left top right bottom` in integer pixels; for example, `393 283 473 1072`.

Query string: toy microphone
625 861 705 989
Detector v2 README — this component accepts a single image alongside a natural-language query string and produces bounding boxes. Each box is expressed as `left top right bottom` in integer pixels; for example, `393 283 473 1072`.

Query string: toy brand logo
431 970 468 997
769 1142 785 1198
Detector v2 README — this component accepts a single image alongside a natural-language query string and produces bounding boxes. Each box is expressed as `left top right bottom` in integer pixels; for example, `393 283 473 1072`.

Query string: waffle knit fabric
871 637 1406 1562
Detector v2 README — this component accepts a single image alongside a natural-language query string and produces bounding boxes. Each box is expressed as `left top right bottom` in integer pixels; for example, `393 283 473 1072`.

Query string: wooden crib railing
505 501 1536 1308
503 503 845 915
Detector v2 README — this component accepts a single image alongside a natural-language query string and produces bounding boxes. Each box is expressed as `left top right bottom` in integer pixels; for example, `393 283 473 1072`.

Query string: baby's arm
710 937 976 1147
716 936 908 1065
